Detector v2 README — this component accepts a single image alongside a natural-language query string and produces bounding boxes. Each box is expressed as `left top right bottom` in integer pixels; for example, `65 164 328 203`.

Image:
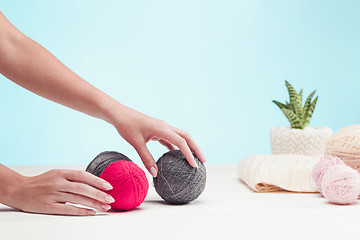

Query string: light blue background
0 1 359 165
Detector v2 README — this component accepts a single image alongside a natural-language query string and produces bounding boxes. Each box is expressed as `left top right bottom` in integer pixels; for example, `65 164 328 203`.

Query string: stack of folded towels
238 154 320 192
238 129 333 193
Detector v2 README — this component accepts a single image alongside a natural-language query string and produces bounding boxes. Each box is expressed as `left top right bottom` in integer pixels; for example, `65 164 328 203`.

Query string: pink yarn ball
100 161 149 211
311 156 345 190
321 164 360 205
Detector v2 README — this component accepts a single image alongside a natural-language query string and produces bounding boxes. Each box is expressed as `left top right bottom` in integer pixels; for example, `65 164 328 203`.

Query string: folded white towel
238 154 321 192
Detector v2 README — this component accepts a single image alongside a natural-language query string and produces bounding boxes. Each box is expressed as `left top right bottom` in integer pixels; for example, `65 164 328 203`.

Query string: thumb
133 142 158 178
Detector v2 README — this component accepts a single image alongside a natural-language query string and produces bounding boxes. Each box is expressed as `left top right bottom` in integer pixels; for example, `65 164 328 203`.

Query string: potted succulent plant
271 80 333 156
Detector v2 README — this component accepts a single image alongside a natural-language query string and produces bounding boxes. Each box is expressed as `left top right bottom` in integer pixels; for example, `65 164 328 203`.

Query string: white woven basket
270 126 333 156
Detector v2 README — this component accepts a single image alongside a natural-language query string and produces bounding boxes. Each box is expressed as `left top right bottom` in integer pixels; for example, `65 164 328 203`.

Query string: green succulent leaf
273 80 318 129
272 100 287 110
294 92 303 119
281 108 303 129
304 96 318 126
285 80 297 105
303 90 316 117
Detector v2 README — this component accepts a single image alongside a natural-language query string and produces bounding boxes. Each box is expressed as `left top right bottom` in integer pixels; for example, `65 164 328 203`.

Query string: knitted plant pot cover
270 126 333 156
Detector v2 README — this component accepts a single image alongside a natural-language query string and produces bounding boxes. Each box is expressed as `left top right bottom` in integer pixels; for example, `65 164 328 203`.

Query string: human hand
108 104 206 177
10 169 115 216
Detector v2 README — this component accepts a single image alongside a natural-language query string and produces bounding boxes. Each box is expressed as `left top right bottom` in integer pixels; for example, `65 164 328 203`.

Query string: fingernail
194 160 198 168
101 204 111 211
102 182 113 190
88 210 96 216
105 194 115 203
150 167 157 178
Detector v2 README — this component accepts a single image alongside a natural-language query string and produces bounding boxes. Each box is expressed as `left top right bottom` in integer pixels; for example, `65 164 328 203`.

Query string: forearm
0 164 24 208
0 12 205 173
0 12 121 124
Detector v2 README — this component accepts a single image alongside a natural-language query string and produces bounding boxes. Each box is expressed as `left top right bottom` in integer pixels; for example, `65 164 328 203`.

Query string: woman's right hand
10 169 115 216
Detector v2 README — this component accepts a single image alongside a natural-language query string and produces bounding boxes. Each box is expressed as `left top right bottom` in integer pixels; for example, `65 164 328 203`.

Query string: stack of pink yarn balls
312 156 360 205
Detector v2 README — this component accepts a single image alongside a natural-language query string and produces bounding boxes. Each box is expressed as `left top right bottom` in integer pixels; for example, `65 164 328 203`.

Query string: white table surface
1 164 360 240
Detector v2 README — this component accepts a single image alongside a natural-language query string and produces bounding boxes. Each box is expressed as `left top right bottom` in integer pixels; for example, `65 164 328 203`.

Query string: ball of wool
86 151 132 177
325 125 360 172
311 156 345 191
321 164 360 205
100 161 149 211
153 150 206 204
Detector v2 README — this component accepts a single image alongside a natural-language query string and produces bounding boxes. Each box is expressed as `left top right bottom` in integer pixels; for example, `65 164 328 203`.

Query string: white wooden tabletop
1 164 360 240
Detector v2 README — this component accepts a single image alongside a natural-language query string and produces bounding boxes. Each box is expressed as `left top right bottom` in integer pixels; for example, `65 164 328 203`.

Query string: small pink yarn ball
312 156 345 190
321 164 360 205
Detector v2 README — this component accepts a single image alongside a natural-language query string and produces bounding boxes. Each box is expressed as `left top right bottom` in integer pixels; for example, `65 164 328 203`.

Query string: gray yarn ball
86 151 132 177
153 150 206 204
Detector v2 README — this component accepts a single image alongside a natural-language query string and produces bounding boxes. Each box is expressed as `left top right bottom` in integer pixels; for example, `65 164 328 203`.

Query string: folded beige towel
238 154 321 193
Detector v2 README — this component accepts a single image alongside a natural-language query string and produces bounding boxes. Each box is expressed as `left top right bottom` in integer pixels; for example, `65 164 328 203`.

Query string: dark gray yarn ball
153 150 206 204
86 151 132 177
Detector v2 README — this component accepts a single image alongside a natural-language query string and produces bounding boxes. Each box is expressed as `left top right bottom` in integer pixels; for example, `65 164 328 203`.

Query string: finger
133 142 158 177
64 170 113 191
50 203 96 216
64 182 115 205
58 192 111 212
170 126 206 163
158 130 197 168
158 139 177 150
